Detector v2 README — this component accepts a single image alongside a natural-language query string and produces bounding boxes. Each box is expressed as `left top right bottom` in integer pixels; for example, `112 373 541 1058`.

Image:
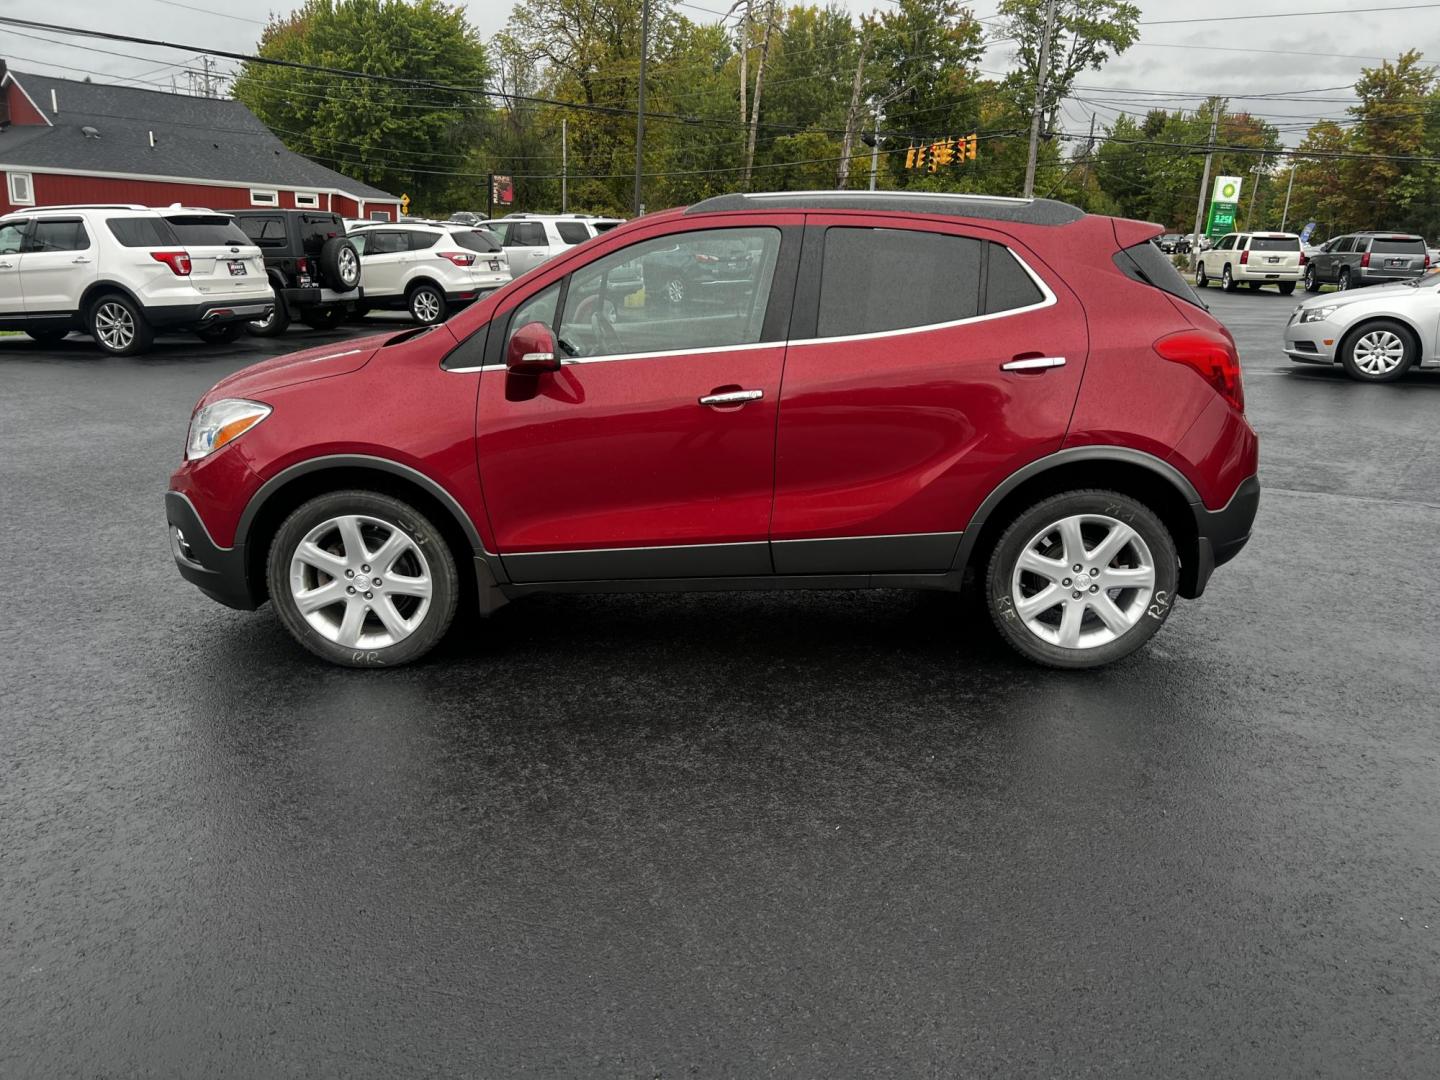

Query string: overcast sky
6 0 1436 147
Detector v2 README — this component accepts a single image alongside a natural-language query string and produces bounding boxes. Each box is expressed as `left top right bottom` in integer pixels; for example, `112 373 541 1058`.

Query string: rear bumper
148 300 274 329
1187 474 1259 596
164 491 259 610
279 285 363 309
1234 266 1303 281
1358 269 1425 285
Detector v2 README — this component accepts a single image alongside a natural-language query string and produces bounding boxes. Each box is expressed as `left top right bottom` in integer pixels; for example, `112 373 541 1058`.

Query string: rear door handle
72 257 92 264
1002 356 1066 372
699 389 764 407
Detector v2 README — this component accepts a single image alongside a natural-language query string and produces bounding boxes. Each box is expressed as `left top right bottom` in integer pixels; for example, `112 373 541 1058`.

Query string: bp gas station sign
1206 175 1243 238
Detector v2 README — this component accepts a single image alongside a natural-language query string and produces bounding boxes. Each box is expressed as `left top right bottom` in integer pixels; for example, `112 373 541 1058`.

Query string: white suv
485 213 623 277
0 204 273 355
1195 231 1303 295
349 223 511 324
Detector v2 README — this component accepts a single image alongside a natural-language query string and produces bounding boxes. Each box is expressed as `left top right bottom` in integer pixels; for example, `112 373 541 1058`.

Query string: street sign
399 193 410 215
1205 175 1243 239
1299 221 1317 245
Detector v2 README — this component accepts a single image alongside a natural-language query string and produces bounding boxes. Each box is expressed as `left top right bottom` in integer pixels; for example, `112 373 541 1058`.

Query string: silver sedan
1283 275 1440 381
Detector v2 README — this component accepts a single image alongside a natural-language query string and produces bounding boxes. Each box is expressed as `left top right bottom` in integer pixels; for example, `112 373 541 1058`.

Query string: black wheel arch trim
79 280 146 318
233 453 494 565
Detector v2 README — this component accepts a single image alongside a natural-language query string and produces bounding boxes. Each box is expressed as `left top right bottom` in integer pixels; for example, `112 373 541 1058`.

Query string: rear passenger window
407 232 440 251
27 219 89 252
239 216 286 245
986 244 1046 313
503 223 547 247
817 227 981 337
555 222 590 245
107 217 176 247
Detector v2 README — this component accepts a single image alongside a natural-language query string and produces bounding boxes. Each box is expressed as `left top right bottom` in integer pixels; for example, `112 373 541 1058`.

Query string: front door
476 221 799 582
770 217 1089 573
0 220 25 317
356 230 408 298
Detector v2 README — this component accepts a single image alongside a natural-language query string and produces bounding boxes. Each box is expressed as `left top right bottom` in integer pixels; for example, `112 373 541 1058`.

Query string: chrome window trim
468 241 1055 370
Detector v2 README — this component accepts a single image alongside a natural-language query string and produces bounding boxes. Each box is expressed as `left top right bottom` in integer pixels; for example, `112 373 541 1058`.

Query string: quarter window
817 227 981 337
555 227 781 360
26 219 90 252
986 244 1045 313
407 231 440 251
555 221 591 245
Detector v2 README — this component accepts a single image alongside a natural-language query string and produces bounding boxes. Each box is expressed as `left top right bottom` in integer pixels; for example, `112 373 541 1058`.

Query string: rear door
496 221 551 276
162 214 268 300
770 217 1088 573
17 216 98 313
355 230 408 297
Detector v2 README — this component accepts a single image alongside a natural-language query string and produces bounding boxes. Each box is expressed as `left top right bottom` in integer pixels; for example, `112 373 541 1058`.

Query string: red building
0 63 401 220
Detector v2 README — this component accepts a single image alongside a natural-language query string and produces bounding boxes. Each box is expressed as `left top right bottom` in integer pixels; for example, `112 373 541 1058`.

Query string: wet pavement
3 295 1439 1078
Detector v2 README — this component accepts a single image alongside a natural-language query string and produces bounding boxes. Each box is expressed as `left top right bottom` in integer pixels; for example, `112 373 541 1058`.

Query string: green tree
233 0 492 213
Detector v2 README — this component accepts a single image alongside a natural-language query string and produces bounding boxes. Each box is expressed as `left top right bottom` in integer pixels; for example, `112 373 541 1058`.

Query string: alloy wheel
94 302 135 352
339 246 359 285
1351 329 1406 376
287 514 433 649
665 278 686 303
1009 513 1156 650
412 289 441 323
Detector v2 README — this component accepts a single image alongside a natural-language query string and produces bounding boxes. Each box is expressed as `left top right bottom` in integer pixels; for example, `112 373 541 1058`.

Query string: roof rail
684 190 1085 226
7 203 149 213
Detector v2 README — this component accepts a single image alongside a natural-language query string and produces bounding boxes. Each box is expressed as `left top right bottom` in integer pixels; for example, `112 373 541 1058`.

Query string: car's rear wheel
247 299 291 337
664 277 687 304
196 323 242 344
985 490 1178 669
1278 281 1296 295
267 490 459 668
1340 320 1415 382
1221 265 1237 291
1304 265 1320 292
408 283 447 324
1247 281 1262 291
25 328 68 345
89 293 154 356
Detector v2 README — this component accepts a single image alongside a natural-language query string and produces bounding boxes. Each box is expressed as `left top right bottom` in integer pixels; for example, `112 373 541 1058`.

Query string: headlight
1298 305 1340 323
185 398 271 460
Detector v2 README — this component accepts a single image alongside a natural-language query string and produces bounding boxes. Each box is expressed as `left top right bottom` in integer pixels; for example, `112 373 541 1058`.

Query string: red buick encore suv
166 192 1258 669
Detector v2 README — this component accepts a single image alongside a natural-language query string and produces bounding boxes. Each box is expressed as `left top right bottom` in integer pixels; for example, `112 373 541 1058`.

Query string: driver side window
0 221 24 255
554 227 781 361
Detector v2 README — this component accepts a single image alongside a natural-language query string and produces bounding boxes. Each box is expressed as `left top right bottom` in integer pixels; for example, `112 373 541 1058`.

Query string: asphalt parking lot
3 292 1439 1078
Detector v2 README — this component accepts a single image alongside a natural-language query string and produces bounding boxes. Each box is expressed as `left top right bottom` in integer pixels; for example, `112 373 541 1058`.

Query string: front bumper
148 300 274 329
164 491 259 610
1283 317 1340 364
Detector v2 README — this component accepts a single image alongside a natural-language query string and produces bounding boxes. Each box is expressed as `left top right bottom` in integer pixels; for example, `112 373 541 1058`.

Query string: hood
206 332 393 400
1297 279 1433 312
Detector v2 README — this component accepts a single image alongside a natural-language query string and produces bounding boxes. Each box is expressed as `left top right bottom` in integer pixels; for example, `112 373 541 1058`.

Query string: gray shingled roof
0 69 396 201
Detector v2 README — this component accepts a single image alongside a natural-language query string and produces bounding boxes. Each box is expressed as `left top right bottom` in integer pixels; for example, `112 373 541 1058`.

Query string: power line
1140 1 1440 24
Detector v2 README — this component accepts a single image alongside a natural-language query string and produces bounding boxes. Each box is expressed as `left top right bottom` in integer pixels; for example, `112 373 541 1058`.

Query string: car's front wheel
985 491 1178 669
268 491 459 667
1195 263 1208 288
1340 320 1415 382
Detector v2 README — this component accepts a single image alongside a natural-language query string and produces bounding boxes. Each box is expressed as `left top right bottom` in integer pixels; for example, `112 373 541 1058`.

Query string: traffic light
964 133 977 161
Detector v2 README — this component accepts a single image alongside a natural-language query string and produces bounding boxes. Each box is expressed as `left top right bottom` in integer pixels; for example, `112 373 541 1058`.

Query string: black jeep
231 210 362 335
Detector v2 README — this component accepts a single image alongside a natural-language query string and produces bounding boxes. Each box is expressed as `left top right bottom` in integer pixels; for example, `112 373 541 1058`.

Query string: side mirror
506 320 560 374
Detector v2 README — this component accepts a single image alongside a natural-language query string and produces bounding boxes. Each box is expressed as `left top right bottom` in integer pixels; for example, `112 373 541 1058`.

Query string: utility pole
730 0 749 125
868 109 881 191
1191 101 1221 269
1280 156 1296 232
632 0 649 216
743 0 775 187
561 117 568 213
836 29 870 189
1023 0 1059 198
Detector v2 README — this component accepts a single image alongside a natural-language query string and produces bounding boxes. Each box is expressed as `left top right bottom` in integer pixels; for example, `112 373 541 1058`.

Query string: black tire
1195 263 1208 288
1278 281 1296 296
1338 268 1352 291
246 298 291 337
1247 281 1262 291
1221 265 1237 292
347 304 371 323
318 237 361 293
1304 265 1320 292
407 283 447 324
267 490 459 668
196 323 242 344
88 293 154 356
984 490 1179 670
302 307 344 330
25 328 68 344
1339 319 1416 383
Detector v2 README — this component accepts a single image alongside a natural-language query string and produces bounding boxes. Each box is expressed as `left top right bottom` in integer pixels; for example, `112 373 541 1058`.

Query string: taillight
1361 251 1371 268
439 251 476 266
694 253 719 264
1299 251 1308 266
1239 249 1249 265
1153 329 1244 412
296 257 310 273
1426 254 1432 269
150 250 192 276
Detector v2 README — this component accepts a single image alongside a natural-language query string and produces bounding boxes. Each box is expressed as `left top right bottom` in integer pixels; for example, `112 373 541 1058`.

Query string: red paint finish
4 77 48 125
772 216 1089 540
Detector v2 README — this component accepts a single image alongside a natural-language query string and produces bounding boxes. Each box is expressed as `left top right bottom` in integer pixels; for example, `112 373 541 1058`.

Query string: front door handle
1002 355 1066 372
72 257 92 264
699 389 764 407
